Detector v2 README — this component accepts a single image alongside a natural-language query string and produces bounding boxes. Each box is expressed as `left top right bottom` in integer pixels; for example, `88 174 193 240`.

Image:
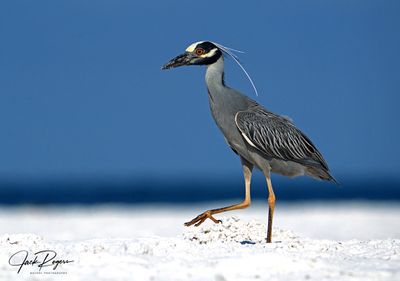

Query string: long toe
208 215 222 224
184 214 202 227
194 217 207 227
184 211 221 227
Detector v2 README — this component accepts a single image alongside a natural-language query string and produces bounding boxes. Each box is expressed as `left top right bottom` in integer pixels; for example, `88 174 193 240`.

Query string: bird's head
161 40 259 96
161 41 222 70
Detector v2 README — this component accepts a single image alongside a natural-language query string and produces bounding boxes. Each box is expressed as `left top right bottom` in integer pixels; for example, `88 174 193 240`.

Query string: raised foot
184 210 222 227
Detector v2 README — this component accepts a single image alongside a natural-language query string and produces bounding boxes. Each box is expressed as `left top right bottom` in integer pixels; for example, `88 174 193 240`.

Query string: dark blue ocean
0 175 398 205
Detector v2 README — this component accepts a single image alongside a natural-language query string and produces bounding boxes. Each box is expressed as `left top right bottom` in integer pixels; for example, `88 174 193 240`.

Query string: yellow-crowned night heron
162 41 337 243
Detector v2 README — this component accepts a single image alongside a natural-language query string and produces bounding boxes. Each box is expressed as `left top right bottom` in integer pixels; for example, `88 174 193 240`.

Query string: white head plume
212 42 259 97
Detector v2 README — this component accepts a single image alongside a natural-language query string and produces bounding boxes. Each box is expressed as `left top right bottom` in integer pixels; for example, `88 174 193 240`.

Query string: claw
184 210 222 227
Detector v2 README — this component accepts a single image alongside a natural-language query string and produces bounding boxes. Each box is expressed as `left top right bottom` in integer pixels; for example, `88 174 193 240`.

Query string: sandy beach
0 201 399 281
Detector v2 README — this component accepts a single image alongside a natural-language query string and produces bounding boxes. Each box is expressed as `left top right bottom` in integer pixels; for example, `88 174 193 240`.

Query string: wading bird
162 41 337 243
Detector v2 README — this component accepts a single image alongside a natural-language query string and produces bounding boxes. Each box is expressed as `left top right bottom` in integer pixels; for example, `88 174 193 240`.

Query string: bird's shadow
240 240 283 245
240 240 256 245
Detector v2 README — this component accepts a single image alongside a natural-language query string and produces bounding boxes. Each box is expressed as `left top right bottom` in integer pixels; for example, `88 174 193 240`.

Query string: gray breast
207 87 258 163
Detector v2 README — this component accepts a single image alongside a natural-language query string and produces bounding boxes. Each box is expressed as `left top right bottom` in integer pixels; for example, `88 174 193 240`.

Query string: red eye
195 48 205 56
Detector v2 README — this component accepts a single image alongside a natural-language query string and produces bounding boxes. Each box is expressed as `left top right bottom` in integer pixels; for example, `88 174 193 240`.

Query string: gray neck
205 57 225 98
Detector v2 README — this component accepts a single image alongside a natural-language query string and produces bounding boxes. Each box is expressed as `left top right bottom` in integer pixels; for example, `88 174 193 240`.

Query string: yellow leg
266 176 276 243
184 160 253 227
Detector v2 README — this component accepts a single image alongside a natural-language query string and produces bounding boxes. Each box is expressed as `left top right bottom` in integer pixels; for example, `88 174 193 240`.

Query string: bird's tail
307 166 340 185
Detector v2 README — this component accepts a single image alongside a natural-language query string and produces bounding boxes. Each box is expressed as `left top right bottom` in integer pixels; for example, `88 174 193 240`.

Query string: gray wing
235 107 329 170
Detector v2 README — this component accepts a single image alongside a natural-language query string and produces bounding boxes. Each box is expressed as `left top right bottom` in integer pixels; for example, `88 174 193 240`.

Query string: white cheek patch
185 41 204 52
200 48 218 58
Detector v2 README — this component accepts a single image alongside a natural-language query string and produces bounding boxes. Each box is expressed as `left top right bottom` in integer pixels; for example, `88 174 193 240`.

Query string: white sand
0 201 399 280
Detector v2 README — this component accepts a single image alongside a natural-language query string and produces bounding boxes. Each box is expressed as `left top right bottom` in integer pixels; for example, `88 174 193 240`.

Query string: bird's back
209 86 336 182
236 104 336 181
204 57 336 183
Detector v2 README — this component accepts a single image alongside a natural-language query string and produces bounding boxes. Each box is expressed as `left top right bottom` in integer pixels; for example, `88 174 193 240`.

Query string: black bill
161 52 195 70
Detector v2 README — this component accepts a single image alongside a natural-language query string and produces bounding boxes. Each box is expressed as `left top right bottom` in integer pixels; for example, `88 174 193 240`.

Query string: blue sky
0 1 399 180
